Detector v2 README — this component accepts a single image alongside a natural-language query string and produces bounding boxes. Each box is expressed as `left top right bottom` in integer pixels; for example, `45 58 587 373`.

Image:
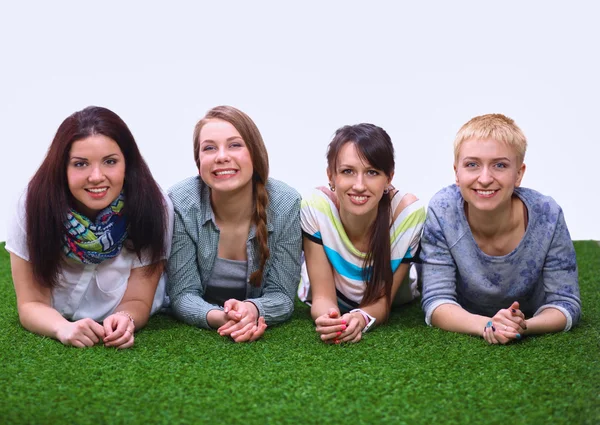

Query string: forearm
17 302 72 340
170 292 221 329
430 303 491 336
359 297 391 326
310 295 339 321
247 292 294 325
113 300 153 330
524 307 567 335
206 308 228 329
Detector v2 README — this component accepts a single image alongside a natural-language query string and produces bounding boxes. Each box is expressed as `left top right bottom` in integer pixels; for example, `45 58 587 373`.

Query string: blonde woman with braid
167 106 302 342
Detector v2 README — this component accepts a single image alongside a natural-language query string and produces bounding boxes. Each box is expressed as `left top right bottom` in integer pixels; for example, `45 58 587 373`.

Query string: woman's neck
340 208 377 251
465 196 521 239
210 185 254 225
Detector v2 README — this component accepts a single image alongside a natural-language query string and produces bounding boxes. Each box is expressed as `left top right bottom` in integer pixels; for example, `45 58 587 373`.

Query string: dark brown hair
26 106 167 287
193 106 270 287
326 123 396 308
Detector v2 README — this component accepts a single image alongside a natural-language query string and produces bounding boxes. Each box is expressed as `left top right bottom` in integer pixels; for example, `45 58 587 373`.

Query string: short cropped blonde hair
454 114 527 165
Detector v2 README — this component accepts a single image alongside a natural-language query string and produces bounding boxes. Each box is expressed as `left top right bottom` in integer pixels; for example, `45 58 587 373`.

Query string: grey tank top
204 257 248 306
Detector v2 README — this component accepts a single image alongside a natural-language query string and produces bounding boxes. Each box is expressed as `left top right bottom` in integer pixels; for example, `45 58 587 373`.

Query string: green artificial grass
0 241 598 425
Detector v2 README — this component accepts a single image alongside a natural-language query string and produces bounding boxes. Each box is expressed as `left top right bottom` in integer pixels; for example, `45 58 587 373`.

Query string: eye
72 161 87 168
341 169 354 175
229 142 243 148
465 162 478 168
367 170 380 176
105 158 118 165
202 145 216 152
495 162 508 169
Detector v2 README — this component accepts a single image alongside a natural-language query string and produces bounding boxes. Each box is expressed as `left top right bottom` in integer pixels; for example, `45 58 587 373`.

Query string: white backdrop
1 1 599 241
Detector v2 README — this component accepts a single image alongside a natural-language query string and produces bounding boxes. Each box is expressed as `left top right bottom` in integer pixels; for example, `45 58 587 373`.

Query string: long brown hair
26 106 167 288
193 106 270 287
326 123 396 307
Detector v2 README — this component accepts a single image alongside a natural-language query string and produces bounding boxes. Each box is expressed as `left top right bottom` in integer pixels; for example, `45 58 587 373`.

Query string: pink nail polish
336 331 342 336
341 320 346 325
341 325 347 330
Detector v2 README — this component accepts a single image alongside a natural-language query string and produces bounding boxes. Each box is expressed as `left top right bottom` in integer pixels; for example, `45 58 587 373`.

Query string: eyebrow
462 156 511 162
70 153 121 160
200 136 243 145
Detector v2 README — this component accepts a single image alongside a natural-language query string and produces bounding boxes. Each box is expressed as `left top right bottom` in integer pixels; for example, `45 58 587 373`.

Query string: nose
215 147 230 163
477 166 494 186
352 174 366 192
88 164 105 183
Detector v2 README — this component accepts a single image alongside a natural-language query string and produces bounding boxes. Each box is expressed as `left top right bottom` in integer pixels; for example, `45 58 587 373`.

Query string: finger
320 330 343 342
115 336 135 350
104 318 129 343
231 322 256 340
103 319 114 338
70 339 86 348
105 328 134 348
219 319 249 336
225 309 243 321
78 334 97 347
483 322 497 344
500 327 522 341
483 327 495 344
315 323 347 334
233 328 255 343
349 331 363 344
249 319 267 342
339 327 361 343
223 299 240 314
315 316 346 327
498 319 526 335
217 320 238 334
328 308 340 318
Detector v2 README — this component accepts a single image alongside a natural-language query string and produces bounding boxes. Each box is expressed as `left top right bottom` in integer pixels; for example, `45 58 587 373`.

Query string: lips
348 194 369 205
473 189 498 198
85 187 109 199
212 169 238 178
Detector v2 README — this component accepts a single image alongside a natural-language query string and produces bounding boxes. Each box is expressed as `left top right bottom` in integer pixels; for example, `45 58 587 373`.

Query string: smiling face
329 142 393 220
197 119 254 195
67 134 126 219
454 138 526 213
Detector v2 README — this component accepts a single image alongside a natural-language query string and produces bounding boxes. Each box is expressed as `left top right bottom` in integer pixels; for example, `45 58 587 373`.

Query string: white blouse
5 191 174 322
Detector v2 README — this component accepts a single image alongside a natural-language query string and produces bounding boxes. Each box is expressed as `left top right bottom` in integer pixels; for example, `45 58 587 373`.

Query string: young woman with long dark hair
167 105 302 343
6 106 173 349
299 123 426 343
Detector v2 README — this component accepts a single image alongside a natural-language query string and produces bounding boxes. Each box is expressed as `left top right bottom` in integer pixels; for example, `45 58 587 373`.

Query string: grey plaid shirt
167 176 302 329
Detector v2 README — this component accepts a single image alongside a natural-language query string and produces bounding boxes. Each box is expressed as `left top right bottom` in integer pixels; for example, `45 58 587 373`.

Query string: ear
515 162 526 187
387 171 395 185
327 169 333 184
453 163 459 184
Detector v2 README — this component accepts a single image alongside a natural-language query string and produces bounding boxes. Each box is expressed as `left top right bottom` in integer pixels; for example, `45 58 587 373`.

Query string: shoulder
515 187 564 226
515 187 560 210
427 184 462 214
390 191 422 221
266 178 301 213
167 176 205 213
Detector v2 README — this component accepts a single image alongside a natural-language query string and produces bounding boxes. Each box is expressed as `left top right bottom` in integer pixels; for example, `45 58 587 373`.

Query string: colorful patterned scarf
63 193 128 264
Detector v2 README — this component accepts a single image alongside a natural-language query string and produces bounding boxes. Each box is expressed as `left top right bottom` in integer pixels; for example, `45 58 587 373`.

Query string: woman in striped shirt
299 123 426 344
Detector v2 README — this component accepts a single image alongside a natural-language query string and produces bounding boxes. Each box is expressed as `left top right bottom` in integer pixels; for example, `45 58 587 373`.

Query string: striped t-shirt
298 188 426 311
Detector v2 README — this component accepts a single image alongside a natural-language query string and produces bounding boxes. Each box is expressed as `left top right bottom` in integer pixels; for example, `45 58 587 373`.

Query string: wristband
349 308 376 333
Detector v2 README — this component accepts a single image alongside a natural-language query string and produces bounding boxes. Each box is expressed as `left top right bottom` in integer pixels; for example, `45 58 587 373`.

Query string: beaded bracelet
115 311 135 327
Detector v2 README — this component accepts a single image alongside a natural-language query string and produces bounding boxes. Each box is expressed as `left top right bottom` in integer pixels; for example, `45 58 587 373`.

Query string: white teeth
215 170 236 176
477 190 495 195
87 188 107 193
350 195 367 202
